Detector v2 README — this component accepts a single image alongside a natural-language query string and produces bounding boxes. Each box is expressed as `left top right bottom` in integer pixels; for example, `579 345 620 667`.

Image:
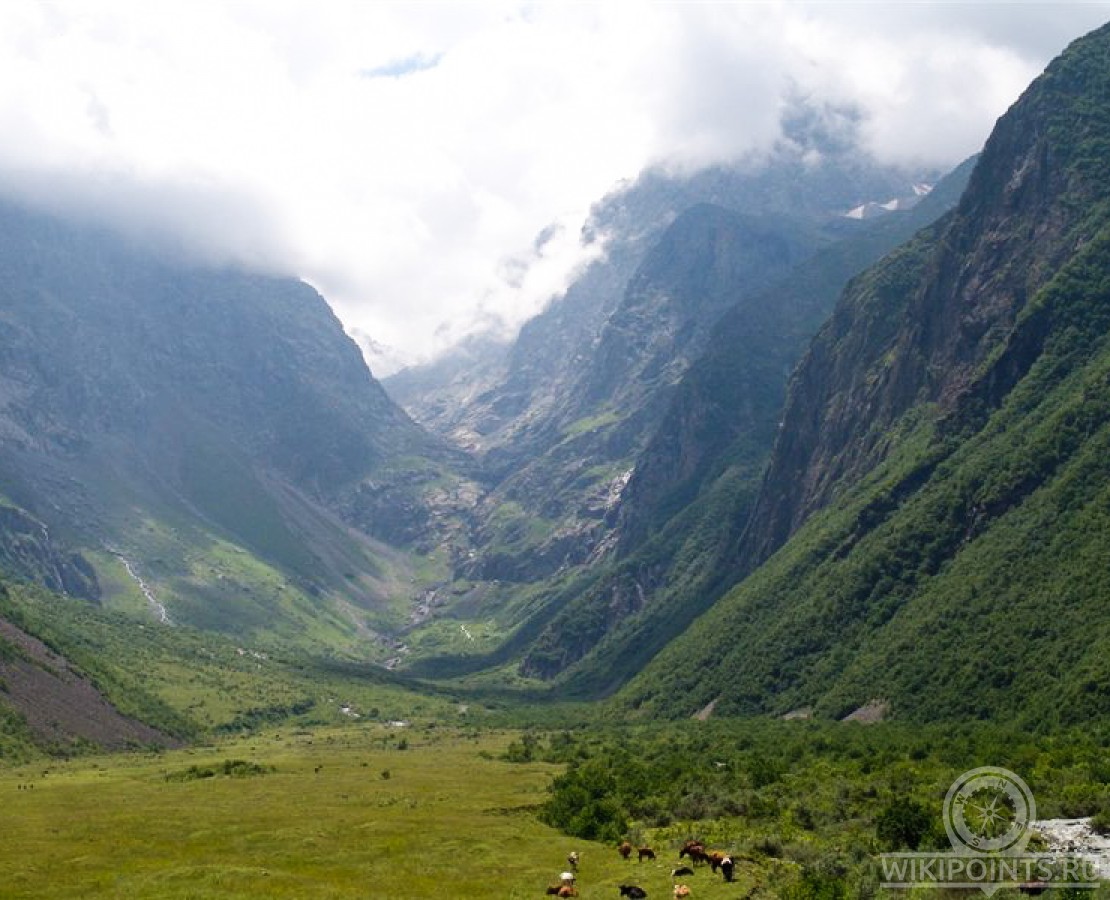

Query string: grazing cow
567 851 579 872
618 841 634 860
672 866 694 877
619 886 648 899
707 852 727 873
638 846 656 862
678 841 707 865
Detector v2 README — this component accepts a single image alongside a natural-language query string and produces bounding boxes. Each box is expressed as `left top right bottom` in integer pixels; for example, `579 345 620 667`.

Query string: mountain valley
0 22 1110 881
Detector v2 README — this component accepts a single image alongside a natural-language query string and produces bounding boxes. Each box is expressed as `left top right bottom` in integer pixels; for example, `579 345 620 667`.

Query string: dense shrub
875 796 933 850
540 759 628 842
164 759 273 782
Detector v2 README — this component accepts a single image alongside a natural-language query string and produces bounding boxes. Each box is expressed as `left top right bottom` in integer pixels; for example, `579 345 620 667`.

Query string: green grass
482 500 556 548
0 579 463 741
0 726 556 898
0 724 756 900
8 717 1110 898
85 550 153 618
561 410 622 440
401 616 507 657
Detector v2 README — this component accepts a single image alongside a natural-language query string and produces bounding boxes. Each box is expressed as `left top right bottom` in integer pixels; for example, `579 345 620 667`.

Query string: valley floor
6 719 1110 899
0 725 744 900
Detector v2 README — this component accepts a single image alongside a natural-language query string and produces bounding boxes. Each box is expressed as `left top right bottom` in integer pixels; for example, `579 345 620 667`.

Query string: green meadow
0 724 751 900
10 718 1110 899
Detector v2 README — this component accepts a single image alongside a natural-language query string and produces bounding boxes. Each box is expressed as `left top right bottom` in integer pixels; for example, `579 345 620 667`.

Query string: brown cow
638 846 656 862
678 841 706 864
618 841 634 860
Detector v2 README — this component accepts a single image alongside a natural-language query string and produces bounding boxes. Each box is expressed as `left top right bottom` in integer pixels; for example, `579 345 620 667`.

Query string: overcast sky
1 2 1108 373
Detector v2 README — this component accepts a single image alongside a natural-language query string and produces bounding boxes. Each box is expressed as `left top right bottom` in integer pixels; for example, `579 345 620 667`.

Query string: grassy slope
0 580 461 755
73 452 441 661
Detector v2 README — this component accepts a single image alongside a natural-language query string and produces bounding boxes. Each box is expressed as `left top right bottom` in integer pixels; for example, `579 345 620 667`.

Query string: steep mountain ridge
614 158 977 554
463 202 823 582
615 21 1110 723
512 161 972 685
388 148 925 463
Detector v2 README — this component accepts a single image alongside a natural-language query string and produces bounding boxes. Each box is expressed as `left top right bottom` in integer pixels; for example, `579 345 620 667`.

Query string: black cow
619 886 647 899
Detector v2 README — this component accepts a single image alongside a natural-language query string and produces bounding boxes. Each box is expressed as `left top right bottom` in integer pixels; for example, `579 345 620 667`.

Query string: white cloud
0 1 1107 372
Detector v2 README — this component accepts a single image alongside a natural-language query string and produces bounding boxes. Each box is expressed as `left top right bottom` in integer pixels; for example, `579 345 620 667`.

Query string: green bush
540 758 628 842
781 870 848 900
875 796 933 850
164 759 273 782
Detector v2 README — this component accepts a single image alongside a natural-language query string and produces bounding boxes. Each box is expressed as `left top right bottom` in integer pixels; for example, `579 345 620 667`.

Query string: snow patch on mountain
844 183 934 219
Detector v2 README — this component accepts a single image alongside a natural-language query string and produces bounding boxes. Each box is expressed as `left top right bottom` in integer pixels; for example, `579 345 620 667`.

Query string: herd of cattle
544 840 738 897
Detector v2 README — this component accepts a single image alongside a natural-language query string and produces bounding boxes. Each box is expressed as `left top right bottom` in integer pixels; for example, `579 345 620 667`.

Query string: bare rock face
1034 818 1110 861
0 505 98 601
